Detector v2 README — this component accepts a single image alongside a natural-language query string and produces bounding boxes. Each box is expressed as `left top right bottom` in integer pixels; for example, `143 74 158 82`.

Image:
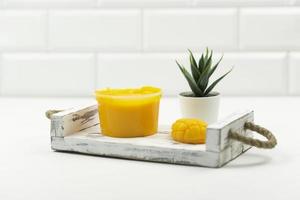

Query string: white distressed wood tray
49 105 254 168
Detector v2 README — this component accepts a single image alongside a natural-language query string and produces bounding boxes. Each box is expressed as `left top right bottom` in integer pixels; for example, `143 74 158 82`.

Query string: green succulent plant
176 48 232 97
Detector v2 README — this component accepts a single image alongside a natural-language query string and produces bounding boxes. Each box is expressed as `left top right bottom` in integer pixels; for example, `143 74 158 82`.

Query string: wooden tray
49 105 254 168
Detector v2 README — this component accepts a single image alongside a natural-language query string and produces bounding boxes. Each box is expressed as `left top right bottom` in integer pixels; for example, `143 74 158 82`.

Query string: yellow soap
171 119 207 144
95 86 161 138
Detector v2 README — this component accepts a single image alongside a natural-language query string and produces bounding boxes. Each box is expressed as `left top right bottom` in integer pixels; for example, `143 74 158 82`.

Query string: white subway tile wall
240 8 300 50
0 11 47 50
0 54 95 96
296 0 300 5
99 0 191 7
143 9 238 51
194 0 291 6
3 0 97 8
212 53 288 95
97 54 190 95
49 10 141 51
0 1 298 97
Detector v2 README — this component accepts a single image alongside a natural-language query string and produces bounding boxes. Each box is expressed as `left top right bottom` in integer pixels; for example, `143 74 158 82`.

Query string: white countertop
0 97 299 200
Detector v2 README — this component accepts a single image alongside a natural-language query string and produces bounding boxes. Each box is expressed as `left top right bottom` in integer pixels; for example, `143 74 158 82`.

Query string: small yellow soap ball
171 118 207 144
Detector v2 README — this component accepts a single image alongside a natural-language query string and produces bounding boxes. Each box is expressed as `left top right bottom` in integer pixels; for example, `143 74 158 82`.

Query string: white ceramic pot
178 92 220 124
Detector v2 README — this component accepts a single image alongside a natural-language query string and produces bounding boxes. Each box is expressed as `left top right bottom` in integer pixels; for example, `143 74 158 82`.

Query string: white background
0 1 300 200
0 0 299 96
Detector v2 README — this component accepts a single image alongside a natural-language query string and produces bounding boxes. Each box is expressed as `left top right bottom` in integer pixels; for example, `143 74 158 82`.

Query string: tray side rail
50 104 99 137
206 110 254 167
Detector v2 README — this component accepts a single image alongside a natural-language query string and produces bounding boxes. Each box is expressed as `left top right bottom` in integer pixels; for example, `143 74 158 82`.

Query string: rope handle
45 110 63 119
229 122 277 149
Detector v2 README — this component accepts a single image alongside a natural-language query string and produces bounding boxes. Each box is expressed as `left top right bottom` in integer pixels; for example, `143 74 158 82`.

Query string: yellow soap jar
95 86 162 138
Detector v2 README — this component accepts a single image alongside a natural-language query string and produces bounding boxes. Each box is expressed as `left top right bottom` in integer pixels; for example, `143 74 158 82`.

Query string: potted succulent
176 48 232 124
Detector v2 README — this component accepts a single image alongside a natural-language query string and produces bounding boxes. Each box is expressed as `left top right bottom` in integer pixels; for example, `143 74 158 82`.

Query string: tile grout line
0 53 2 96
94 52 98 90
0 49 296 54
236 8 241 50
140 8 144 53
45 9 49 53
286 51 291 95
46 9 50 53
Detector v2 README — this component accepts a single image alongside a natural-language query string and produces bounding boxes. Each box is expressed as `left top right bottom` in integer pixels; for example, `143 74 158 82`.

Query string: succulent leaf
205 50 213 69
198 54 206 73
197 66 210 92
188 49 200 81
199 48 210 73
204 68 233 96
208 55 223 79
205 47 209 60
176 61 203 96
